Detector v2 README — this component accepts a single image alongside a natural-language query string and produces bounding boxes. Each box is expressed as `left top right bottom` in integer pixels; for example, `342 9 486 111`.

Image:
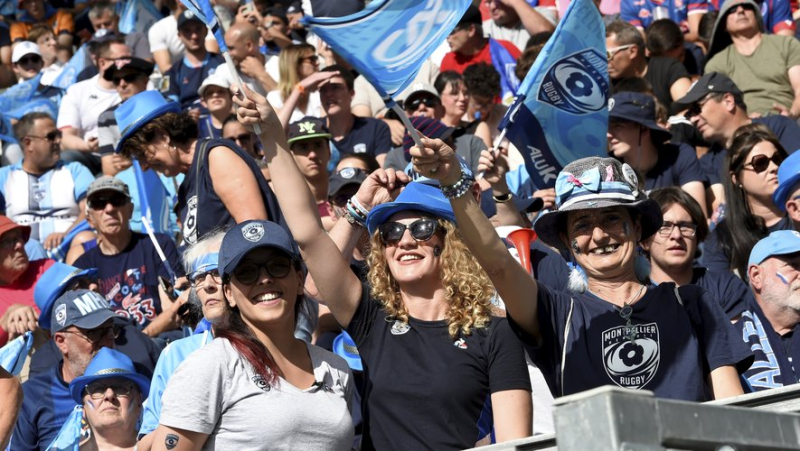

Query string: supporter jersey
644 142 707 190
197 116 223 140
9 5 73 42
620 0 709 32
11 362 77 451
509 283 752 400
165 53 224 110
0 259 54 347
73 232 183 327
332 116 393 159
347 286 531 451
0 160 93 242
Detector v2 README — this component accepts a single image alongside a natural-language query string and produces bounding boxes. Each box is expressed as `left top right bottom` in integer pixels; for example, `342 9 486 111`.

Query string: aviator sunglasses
378 218 439 245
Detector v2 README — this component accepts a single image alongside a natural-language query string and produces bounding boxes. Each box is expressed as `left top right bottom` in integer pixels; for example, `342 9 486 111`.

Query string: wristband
349 196 370 218
295 83 306 95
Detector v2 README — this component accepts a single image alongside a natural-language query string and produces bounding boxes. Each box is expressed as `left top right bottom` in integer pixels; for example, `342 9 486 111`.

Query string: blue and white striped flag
498 0 609 189
0 331 33 376
303 0 471 101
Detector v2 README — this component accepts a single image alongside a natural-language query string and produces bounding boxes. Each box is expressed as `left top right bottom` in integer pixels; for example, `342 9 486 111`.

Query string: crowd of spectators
4 0 800 449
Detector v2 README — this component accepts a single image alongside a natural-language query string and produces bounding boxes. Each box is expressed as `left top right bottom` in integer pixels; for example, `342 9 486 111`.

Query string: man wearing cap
10 289 116 451
97 56 155 175
738 230 800 391
287 117 334 228
482 0 555 53
607 91 707 214
197 76 234 140
149 6 218 74
2 112 92 250
10 0 74 48
164 10 224 112
705 0 800 118
11 41 43 83
442 5 522 74
73 177 184 337
57 38 133 175
673 72 800 210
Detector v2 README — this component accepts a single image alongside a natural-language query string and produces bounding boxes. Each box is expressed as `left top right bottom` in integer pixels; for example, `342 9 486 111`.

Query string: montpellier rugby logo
537 49 608 115
242 222 265 243
602 323 660 389
371 0 449 69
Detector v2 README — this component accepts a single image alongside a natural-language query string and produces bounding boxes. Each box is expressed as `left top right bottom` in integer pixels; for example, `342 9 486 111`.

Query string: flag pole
132 159 177 284
388 101 425 148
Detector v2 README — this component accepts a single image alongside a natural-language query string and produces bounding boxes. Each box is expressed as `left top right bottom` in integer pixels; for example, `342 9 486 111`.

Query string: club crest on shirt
390 320 410 335
602 323 660 390
453 338 467 349
251 375 271 392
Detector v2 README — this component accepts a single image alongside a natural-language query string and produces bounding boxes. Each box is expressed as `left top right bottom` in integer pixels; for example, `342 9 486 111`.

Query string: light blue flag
303 0 471 101
0 331 33 376
498 0 608 189
180 0 228 52
50 45 89 90
46 220 91 262
488 38 520 106
132 160 177 282
119 0 163 35
45 406 83 451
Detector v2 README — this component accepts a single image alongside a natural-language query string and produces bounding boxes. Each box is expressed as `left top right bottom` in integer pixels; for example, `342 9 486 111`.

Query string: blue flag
119 0 163 35
488 38 520 106
131 160 171 235
499 0 608 189
0 331 33 376
50 45 89 90
45 406 83 451
46 220 91 262
180 0 228 52
303 0 471 100
0 75 63 120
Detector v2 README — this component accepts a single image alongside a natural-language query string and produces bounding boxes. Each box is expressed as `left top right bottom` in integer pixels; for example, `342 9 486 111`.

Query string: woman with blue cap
113 91 285 245
408 138 753 402
233 85 532 450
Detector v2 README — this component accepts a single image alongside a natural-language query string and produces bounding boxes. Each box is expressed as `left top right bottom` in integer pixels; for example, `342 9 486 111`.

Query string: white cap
198 74 231 97
397 82 439 102
12 41 41 64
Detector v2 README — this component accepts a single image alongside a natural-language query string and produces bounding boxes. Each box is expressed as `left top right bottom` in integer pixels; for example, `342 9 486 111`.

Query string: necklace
618 284 646 344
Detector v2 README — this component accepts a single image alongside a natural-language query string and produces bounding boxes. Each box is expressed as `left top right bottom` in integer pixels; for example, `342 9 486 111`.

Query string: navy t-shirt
645 142 707 191
197 116 223 140
11 362 77 451
508 282 752 401
702 216 793 273
332 116 392 158
691 267 750 320
165 54 225 110
73 232 184 327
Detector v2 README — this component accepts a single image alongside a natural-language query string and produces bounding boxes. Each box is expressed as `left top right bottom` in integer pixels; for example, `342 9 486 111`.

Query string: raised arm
410 138 542 341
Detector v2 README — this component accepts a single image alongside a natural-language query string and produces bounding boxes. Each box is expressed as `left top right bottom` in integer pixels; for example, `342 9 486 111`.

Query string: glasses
226 134 252 145
606 44 634 60
378 218 439 245
112 73 143 85
88 194 129 210
233 255 294 284
657 221 697 238
0 233 24 249
685 95 718 119
61 324 121 343
85 380 135 400
189 269 222 288
405 97 439 111
16 55 42 66
743 152 783 174
299 56 319 65
27 130 61 142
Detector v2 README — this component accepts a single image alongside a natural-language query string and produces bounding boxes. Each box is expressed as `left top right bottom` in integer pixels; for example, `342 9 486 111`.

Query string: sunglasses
606 44 634 60
378 218 439 245
61 324 121 343
405 97 439 111
744 152 783 174
27 130 61 142
227 134 251 145
16 55 42 66
112 73 143 85
232 255 294 284
88 194 129 210
85 380 135 400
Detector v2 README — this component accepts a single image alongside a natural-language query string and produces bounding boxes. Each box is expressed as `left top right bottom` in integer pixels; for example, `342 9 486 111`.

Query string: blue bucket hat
50 289 116 334
114 91 180 154
218 220 300 280
748 230 800 267
773 150 800 211
69 348 150 404
366 182 456 235
34 263 98 331
332 331 362 372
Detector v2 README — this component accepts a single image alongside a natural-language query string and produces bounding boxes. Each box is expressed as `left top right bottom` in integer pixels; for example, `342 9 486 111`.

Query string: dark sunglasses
85 380 135 399
233 255 294 284
113 73 143 85
16 55 42 66
61 324 121 343
405 97 439 111
227 134 251 145
88 194 129 210
744 152 783 173
27 130 61 142
378 218 439 245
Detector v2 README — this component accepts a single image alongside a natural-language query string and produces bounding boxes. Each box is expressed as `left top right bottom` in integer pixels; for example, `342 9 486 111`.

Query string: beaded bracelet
345 199 368 226
440 171 474 199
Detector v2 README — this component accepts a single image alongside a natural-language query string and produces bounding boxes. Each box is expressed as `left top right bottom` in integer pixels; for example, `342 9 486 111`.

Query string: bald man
215 22 276 96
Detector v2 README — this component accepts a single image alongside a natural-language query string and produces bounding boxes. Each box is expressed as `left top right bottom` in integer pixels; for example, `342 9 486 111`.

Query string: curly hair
463 63 500 99
119 112 198 160
366 216 494 339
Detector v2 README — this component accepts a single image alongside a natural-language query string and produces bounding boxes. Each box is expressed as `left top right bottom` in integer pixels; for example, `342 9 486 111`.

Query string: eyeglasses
299 56 319 65
405 96 439 111
743 152 783 174
189 268 222 288
232 255 294 284
378 218 439 245
16 55 42 66
656 221 697 238
112 73 143 85
226 134 252 145
88 194 129 210
60 324 121 343
606 44 634 60
85 380 135 400
0 233 24 249
27 130 61 142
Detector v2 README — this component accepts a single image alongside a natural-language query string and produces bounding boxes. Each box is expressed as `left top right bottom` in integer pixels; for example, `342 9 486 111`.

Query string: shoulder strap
560 297 575 397
191 138 212 242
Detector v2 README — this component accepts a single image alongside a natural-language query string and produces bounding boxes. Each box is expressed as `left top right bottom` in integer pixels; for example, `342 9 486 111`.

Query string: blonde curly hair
366 216 494 339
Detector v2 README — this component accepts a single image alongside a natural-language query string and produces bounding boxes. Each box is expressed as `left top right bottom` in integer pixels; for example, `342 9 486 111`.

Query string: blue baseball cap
69 348 150 403
332 331 362 372
114 91 180 154
773 150 800 211
35 263 98 331
366 182 456 235
608 91 672 143
50 289 116 333
749 230 800 267
218 220 300 279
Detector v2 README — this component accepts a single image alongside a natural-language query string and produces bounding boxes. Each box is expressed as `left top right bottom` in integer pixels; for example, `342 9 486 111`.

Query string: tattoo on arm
165 433 179 450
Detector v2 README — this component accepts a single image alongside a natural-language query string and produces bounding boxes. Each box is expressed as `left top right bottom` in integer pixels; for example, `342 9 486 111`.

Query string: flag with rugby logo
302 0 472 101
498 0 608 189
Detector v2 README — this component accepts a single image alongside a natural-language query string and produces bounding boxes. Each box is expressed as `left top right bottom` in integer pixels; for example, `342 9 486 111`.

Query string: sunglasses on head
378 218 439 245
113 73 143 85
232 255 294 284
744 152 783 173
405 97 439 111
16 55 42 66
88 193 129 210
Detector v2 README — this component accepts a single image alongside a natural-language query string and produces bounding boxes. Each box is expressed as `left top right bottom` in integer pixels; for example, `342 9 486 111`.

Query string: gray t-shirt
159 338 354 450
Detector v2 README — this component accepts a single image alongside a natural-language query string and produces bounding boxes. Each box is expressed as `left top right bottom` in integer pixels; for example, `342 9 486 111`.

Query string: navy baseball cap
328 167 367 198
50 289 116 333
673 72 743 111
218 220 300 279
608 92 671 143
773 150 800 211
35 263 98 331
749 230 800 267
